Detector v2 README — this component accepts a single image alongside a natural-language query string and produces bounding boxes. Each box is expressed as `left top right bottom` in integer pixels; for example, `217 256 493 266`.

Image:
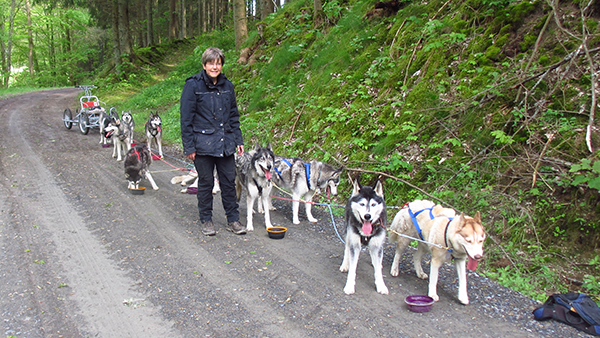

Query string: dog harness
273 158 312 190
408 206 436 240
409 206 454 253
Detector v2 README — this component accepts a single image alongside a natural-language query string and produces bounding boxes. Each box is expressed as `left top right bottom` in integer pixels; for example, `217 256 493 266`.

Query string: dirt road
0 89 584 337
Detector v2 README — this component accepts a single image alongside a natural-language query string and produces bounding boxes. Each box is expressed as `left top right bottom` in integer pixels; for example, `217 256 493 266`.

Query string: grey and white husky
339 178 388 295
121 110 135 150
145 112 163 159
235 145 275 231
271 156 343 224
124 143 159 190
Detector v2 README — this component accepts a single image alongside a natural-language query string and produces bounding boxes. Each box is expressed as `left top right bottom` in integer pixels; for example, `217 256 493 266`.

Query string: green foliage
570 158 600 192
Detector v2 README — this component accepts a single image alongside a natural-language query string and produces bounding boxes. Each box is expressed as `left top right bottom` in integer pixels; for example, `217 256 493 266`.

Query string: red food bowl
405 295 434 313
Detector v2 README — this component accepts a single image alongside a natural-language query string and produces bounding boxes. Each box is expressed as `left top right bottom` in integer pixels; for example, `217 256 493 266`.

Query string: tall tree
169 0 176 39
111 0 121 73
146 0 154 46
118 0 132 56
261 0 274 20
233 0 247 50
25 0 34 76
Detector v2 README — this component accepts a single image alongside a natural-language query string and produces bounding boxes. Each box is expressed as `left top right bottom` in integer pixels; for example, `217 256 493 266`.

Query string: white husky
388 199 485 304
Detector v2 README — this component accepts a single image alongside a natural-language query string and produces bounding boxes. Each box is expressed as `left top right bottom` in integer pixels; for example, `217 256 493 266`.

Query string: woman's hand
187 152 196 161
237 145 244 156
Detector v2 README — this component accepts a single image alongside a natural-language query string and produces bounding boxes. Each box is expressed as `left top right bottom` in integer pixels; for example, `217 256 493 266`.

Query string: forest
2 0 600 303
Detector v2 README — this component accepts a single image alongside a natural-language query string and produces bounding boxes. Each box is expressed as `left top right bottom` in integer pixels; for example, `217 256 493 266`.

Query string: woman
180 47 246 236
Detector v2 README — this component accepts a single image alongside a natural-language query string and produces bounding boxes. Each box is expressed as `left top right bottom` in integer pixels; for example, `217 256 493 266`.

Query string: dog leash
388 228 452 251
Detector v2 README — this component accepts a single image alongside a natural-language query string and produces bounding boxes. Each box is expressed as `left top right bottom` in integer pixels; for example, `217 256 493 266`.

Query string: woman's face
203 58 222 82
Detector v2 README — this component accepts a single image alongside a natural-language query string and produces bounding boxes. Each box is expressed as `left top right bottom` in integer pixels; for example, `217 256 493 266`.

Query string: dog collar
273 158 293 179
304 162 311 190
443 217 454 253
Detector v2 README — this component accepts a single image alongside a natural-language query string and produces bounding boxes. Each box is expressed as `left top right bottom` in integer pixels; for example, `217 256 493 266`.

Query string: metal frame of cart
62 85 107 135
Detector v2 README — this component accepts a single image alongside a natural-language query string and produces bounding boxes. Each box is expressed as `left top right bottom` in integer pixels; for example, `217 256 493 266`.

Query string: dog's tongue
327 186 331 199
362 220 372 235
264 168 272 180
157 126 161 132
467 252 482 271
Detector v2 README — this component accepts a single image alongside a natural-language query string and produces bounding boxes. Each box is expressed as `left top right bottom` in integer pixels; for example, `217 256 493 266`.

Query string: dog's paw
308 217 318 223
459 296 469 305
376 284 389 295
246 225 254 232
339 265 348 273
269 206 277 211
390 267 399 277
343 285 355 295
429 293 440 302
293 219 301 225
417 272 428 280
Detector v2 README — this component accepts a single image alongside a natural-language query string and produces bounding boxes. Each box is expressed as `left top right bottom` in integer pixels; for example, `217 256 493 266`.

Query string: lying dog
124 144 158 190
145 112 163 159
339 178 388 295
271 156 342 224
235 145 275 231
388 199 484 304
170 169 220 195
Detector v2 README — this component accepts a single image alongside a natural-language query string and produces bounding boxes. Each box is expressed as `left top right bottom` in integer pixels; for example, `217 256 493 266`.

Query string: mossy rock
485 45 502 61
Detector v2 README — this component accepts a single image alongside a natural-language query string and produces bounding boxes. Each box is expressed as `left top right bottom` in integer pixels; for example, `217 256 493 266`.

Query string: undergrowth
94 0 600 303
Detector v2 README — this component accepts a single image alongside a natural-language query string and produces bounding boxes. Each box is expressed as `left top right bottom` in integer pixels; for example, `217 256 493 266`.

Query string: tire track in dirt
2 89 176 337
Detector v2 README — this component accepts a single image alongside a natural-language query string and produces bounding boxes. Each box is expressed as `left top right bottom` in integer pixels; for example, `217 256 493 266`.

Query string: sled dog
271 156 343 224
99 109 118 145
145 112 163 159
121 110 135 150
170 168 220 195
339 179 388 295
104 119 128 161
388 199 484 304
124 143 159 190
235 145 275 231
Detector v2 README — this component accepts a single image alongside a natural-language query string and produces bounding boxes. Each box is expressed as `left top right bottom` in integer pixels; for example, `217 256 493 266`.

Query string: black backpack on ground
533 292 600 336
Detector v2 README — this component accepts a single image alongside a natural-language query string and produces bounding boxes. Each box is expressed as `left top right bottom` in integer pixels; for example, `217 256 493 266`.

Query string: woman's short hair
202 47 225 65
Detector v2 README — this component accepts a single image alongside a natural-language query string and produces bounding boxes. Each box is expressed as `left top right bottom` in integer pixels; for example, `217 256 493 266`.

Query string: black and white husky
271 156 342 224
104 119 128 161
235 145 275 231
145 112 163 159
99 108 118 145
121 110 135 149
339 178 388 295
124 144 159 190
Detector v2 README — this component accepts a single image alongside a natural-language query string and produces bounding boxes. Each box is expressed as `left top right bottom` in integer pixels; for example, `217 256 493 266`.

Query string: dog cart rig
62 85 107 135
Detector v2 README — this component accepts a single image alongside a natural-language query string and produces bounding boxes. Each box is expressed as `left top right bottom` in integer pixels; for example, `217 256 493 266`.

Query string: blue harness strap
304 162 311 190
274 158 293 179
409 207 434 240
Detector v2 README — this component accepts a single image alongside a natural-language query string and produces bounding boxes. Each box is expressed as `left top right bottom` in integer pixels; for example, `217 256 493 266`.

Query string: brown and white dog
388 199 485 304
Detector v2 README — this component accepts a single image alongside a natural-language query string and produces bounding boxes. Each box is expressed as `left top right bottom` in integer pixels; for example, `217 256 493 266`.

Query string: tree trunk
5 0 16 88
233 0 248 50
181 0 187 38
261 0 274 20
118 0 132 56
313 0 323 27
112 0 122 74
170 0 177 40
26 0 35 77
147 0 154 46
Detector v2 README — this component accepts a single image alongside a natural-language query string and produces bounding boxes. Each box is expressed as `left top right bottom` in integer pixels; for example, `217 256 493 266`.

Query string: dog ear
374 180 383 197
352 178 361 197
456 212 466 229
473 211 481 223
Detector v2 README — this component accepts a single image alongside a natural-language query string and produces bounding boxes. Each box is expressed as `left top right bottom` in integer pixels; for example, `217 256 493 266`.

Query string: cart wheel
63 108 73 129
78 110 90 135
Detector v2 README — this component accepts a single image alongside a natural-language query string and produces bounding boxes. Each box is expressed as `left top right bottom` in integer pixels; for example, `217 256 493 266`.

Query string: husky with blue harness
388 199 485 305
271 155 342 224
